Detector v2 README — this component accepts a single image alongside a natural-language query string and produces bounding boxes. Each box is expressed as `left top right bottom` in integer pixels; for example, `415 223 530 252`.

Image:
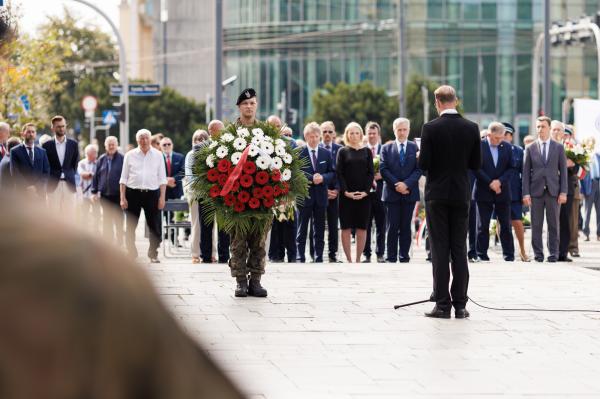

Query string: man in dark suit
418 85 481 319
296 122 335 263
42 115 79 211
522 116 568 263
160 137 185 200
474 122 515 261
319 120 342 262
0 137 21 189
363 121 387 263
380 118 422 263
10 123 50 196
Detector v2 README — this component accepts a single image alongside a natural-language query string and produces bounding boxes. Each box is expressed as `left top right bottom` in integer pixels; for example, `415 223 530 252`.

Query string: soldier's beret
502 122 515 134
236 88 257 105
564 126 573 135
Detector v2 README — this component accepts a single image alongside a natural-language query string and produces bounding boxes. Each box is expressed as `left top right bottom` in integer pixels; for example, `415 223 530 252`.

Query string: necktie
542 142 547 164
27 147 34 163
399 143 406 165
371 146 376 157
0 144 5 157
311 149 317 171
166 155 172 176
325 145 331 151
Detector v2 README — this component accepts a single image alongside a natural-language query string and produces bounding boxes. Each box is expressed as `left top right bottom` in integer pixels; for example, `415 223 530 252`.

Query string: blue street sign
20 95 30 113
102 110 118 126
110 84 161 96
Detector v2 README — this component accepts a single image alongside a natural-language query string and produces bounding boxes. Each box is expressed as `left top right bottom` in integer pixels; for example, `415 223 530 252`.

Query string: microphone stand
393 298 432 310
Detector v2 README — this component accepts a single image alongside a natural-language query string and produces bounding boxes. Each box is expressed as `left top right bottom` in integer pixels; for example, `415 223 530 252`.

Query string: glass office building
223 0 600 139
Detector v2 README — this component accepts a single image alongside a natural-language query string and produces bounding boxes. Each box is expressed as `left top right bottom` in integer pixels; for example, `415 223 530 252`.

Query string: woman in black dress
336 122 375 263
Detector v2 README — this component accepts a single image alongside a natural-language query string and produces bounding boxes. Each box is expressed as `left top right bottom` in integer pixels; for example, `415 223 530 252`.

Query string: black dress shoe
424 306 451 319
534 256 544 262
377 256 386 263
478 255 490 261
399 258 410 263
584 234 590 241
362 257 371 263
455 308 470 319
557 256 573 262
503 256 515 262
385 259 397 263
547 256 557 263
570 252 580 258
329 257 342 263
468 257 479 263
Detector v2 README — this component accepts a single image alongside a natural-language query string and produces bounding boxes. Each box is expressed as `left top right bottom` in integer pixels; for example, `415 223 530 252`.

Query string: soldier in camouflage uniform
230 88 271 297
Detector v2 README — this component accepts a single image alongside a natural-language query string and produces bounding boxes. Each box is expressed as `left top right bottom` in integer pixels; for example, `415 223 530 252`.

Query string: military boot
234 277 248 297
247 275 268 297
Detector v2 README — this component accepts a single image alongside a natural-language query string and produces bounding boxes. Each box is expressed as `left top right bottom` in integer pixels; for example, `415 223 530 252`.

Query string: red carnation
248 198 260 209
271 169 281 182
273 185 282 197
218 159 231 173
209 185 220 198
262 197 274 208
281 182 289 194
240 174 253 188
207 168 219 182
237 190 250 203
218 173 228 186
231 180 240 192
252 187 263 198
224 193 235 206
255 171 269 185
234 201 245 212
262 185 274 198
243 161 256 175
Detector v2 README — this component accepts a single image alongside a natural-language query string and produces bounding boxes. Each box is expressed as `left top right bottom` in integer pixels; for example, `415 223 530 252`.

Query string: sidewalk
142 232 600 398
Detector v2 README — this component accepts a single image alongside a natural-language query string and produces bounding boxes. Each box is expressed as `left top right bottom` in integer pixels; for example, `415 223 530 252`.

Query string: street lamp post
215 0 223 121
397 0 406 116
70 0 129 151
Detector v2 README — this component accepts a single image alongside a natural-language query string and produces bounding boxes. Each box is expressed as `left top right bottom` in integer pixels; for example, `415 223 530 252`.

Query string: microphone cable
467 296 600 314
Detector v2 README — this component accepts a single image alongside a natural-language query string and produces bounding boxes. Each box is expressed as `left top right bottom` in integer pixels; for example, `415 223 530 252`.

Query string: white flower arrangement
236 128 250 138
209 140 219 149
271 156 283 169
233 137 247 151
281 168 292 181
206 154 216 168
260 141 274 155
275 139 285 148
283 153 293 164
220 133 235 143
248 144 259 157
256 155 272 170
216 145 229 158
275 145 287 156
251 135 263 146
252 128 264 136
231 151 242 165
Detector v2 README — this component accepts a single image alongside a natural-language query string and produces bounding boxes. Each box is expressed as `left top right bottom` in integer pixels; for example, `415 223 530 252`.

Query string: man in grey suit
522 116 568 262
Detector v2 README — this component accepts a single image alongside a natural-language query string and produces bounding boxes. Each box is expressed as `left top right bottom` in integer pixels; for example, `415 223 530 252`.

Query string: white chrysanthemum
283 153 293 164
263 135 273 142
237 128 250 137
220 133 234 143
281 168 292 181
233 137 247 151
209 140 219 149
271 156 283 169
275 139 285 148
256 155 272 170
231 151 242 165
275 145 287 156
260 141 274 155
251 135 263 146
252 128 264 136
206 154 216 168
248 144 260 157
216 145 228 158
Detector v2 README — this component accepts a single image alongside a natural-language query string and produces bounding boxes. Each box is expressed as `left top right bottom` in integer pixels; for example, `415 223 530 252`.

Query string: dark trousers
385 201 415 261
297 203 326 262
364 192 386 258
308 197 339 260
426 199 470 311
102 194 123 243
476 200 514 259
559 194 574 257
125 188 161 258
198 202 230 262
468 199 477 258
531 192 560 259
269 218 297 262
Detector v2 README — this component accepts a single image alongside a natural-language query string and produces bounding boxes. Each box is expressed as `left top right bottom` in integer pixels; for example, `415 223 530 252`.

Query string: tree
307 81 399 141
405 75 440 137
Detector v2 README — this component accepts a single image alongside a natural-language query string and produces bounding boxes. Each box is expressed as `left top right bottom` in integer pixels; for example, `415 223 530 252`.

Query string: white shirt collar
440 109 459 116
538 138 550 145
396 139 408 147
55 136 66 144
307 145 319 153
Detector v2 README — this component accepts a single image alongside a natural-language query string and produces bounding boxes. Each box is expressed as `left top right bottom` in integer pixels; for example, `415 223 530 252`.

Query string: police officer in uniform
230 88 270 297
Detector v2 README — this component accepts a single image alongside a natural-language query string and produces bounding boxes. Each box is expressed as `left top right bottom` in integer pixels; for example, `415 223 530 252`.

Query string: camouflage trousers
229 223 271 278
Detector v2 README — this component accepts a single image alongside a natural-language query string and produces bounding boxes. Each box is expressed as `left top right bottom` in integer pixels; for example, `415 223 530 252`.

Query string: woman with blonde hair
336 122 375 262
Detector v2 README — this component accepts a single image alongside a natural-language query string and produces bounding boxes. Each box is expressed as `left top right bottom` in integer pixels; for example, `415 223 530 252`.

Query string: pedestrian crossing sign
102 110 117 126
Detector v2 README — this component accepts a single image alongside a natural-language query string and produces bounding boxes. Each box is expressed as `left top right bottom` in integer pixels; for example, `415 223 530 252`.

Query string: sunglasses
162 143 172 147
322 130 334 133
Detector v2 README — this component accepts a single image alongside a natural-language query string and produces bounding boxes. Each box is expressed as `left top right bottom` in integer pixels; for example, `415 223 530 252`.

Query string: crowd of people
1 99 598 266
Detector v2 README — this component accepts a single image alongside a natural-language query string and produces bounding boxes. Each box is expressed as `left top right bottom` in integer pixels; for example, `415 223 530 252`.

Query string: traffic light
116 103 126 123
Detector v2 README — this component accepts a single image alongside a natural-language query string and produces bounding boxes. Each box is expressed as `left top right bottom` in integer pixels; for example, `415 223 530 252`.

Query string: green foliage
405 74 440 137
308 81 399 142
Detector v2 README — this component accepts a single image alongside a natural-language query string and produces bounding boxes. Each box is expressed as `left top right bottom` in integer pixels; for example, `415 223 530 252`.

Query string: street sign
102 110 118 126
110 84 161 96
81 95 98 111
20 95 30 113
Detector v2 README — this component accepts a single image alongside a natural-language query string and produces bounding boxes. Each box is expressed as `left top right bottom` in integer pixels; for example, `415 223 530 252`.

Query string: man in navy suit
296 122 335 263
474 122 515 261
160 137 185 200
380 118 422 263
363 121 386 263
319 120 342 262
42 115 79 211
10 123 50 196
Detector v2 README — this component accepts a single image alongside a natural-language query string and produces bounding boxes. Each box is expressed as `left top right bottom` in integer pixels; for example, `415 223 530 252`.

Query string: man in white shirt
119 129 167 263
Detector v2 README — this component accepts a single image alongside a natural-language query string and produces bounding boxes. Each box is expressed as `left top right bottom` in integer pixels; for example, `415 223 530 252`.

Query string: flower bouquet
190 121 309 234
564 138 593 180
373 155 380 173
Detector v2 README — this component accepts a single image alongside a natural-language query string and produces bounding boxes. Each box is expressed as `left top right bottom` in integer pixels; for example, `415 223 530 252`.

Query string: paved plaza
140 230 600 398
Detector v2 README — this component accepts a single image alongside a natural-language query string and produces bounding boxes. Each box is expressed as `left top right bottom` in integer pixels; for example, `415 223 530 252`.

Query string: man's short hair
550 120 565 131
303 121 321 138
6 137 21 151
0 121 10 132
136 129 152 140
434 85 457 104
393 118 410 131
536 116 551 127
488 122 505 135
104 136 119 146
365 121 380 133
51 115 66 125
320 121 335 131
84 144 98 155
21 122 36 133
150 134 162 146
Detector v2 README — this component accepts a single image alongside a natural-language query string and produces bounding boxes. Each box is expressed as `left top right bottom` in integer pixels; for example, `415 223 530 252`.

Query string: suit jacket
164 151 185 199
418 113 481 202
473 139 513 202
299 146 335 208
9 144 50 191
0 156 12 189
91 152 124 197
380 140 422 203
320 142 342 190
522 139 568 198
508 144 524 202
42 138 79 192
